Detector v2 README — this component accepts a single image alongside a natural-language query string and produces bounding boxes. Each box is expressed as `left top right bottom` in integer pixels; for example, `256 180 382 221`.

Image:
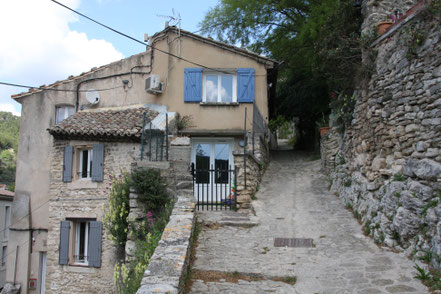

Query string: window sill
62 265 97 274
67 180 98 190
199 102 239 106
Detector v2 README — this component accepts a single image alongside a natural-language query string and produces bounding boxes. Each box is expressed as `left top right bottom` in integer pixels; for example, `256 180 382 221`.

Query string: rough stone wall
46 140 141 293
361 0 417 34
234 133 269 209
322 4 441 269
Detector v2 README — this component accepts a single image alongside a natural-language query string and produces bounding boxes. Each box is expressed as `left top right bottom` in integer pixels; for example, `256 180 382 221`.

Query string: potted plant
377 20 393 35
317 114 330 137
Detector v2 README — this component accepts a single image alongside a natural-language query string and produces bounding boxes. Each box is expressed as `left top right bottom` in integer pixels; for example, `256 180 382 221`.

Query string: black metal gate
190 163 237 210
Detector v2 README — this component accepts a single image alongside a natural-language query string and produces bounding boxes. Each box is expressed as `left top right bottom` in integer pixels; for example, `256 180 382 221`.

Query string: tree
200 0 363 148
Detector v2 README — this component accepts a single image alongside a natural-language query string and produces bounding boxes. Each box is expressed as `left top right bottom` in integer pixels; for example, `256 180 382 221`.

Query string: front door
191 139 234 204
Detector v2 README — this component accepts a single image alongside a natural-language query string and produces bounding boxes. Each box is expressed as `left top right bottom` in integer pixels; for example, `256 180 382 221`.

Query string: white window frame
78 149 93 179
202 71 237 103
74 221 90 265
55 105 74 124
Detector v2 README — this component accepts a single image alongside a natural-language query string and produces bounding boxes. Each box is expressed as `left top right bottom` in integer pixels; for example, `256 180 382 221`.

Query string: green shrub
103 172 131 247
131 169 169 213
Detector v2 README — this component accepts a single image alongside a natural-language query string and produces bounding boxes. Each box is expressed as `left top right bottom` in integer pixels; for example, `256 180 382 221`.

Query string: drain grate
274 238 314 248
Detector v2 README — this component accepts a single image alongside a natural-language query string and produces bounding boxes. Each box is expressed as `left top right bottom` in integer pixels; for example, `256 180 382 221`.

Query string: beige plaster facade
7 26 277 293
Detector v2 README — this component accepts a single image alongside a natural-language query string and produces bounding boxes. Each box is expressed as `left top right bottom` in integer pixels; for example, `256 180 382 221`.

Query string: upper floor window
63 144 104 183
55 105 74 124
184 68 254 103
203 72 237 103
79 149 93 179
3 206 10 240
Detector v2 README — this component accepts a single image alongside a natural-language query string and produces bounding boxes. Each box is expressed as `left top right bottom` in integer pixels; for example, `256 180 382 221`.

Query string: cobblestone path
188 151 428 294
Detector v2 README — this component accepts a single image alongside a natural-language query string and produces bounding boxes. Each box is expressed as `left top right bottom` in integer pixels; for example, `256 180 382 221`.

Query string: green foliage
114 200 174 294
343 178 352 187
422 199 439 216
200 0 363 149
363 220 371 235
268 115 287 133
0 112 20 189
400 21 427 59
414 264 430 281
393 174 404 181
131 169 169 213
174 113 194 132
103 173 131 247
329 93 356 132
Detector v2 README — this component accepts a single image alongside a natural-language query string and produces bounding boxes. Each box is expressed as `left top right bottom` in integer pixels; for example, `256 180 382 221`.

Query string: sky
0 0 219 116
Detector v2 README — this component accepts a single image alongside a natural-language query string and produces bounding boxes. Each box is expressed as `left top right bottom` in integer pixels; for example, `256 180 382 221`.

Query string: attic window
55 105 74 124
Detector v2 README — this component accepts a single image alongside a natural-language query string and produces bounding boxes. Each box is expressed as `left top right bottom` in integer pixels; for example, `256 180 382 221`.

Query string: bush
103 173 131 247
131 169 169 213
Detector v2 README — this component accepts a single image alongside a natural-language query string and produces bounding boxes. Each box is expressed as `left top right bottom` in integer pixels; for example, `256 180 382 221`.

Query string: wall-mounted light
122 80 129 85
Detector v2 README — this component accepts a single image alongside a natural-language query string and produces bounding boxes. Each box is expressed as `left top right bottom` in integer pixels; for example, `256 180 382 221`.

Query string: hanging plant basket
377 21 393 35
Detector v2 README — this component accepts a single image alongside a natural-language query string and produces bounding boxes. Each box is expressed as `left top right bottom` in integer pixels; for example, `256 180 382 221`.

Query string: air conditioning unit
145 74 162 94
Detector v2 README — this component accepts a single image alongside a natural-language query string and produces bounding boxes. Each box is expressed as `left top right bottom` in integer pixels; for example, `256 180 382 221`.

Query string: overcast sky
0 0 218 116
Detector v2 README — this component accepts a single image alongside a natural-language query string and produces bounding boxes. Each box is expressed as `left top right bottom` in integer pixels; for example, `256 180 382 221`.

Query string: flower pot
320 127 331 137
377 21 393 35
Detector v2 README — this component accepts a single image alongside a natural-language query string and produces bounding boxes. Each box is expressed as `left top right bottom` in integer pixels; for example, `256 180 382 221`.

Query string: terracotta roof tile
48 107 157 141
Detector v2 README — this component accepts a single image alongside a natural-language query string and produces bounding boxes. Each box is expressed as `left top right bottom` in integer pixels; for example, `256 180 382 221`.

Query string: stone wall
234 133 269 209
46 140 141 293
322 2 441 269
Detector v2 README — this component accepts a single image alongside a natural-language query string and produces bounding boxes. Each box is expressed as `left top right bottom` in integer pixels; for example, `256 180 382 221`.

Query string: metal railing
190 163 237 211
140 112 169 161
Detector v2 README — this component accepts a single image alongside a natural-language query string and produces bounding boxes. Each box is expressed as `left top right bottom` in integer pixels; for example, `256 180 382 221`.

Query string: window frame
78 148 93 180
4 205 10 240
73 220 90 266
1 245 7 267
55 105 74 124
202 71 237 104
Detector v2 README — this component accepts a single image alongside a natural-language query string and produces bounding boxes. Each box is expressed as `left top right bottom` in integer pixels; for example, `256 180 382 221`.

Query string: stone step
176 181 193 190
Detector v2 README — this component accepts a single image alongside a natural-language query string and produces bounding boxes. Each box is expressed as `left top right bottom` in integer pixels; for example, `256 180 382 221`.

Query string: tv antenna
157 9 182 56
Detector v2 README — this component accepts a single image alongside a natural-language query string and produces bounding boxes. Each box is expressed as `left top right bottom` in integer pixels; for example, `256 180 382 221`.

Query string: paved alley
188 151 428 294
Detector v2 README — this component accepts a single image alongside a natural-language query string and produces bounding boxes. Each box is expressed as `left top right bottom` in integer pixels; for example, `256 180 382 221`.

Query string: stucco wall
45 140 140 293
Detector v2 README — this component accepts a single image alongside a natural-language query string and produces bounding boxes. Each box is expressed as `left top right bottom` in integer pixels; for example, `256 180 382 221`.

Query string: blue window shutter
63 146 73 182
92 144 104 182
237 68 255 103
59 221 70 265
88 221 102 268
184 68 202 102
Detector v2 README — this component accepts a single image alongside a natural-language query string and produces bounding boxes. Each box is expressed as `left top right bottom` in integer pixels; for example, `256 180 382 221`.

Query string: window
4 206 10 239
55 105 74 124
74 221 90 264
1 245 7 267
63 144 104 183
59 220 102 267
79 149 93 179
203 72 237 103
184 68 255 103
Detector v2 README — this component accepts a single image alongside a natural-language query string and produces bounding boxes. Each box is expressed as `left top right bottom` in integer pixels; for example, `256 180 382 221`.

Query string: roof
12 26 278 100
48 107 157 141
156 27 278 66
0 188 14 200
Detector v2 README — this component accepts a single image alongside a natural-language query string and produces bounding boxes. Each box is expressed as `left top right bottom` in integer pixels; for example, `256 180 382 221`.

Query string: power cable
0 81 123 93
49 0 271 75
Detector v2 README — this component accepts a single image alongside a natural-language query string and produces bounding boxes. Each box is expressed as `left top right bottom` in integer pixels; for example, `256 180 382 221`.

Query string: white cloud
0 0 124 114
0 103 21 117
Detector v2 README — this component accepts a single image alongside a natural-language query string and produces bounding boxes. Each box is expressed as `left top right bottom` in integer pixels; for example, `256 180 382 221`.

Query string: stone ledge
136 195 196 294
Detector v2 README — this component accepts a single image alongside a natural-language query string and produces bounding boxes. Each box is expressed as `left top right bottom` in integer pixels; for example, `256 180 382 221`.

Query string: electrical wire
0 81 123 93
49 0 272 75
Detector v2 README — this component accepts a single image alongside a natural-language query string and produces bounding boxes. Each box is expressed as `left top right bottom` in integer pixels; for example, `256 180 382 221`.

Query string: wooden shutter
184 68 202 102
59 221 70 265
63 146 74 182
237 68 255 103
91 144 104 182
87 221 102 268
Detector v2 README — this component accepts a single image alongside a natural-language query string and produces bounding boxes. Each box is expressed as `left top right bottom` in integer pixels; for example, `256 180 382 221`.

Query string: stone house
5 26 277 293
